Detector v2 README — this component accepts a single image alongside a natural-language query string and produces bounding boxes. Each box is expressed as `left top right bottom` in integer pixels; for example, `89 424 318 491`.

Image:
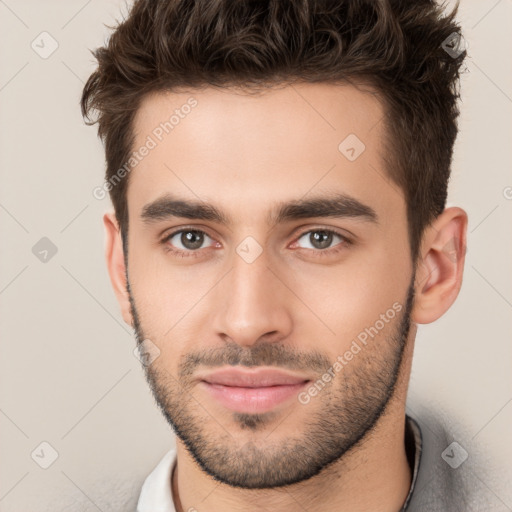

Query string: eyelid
291 223 354 241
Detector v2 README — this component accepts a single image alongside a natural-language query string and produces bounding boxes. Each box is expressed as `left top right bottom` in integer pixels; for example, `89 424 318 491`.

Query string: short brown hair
81 0 467 262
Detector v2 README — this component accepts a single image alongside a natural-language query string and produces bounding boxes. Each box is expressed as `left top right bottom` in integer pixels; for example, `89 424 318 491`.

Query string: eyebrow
140 192 378 226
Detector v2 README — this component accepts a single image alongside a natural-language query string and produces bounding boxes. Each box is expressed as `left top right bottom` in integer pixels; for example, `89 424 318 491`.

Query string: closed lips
199 368 311 388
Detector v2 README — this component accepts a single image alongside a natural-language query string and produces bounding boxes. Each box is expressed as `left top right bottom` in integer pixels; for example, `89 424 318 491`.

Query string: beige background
0 0 511 510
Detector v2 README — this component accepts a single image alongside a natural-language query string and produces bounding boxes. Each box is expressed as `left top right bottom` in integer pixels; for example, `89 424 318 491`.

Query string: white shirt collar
137 448 177 512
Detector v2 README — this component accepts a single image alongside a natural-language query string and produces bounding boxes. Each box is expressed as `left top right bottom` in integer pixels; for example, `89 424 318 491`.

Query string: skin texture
103 83 467 511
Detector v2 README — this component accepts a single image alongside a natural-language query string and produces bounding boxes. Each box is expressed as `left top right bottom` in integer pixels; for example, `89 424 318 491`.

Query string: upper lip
198 367 311 388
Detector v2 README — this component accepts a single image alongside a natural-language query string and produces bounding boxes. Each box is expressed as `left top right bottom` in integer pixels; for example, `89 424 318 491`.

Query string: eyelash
160 227 352 259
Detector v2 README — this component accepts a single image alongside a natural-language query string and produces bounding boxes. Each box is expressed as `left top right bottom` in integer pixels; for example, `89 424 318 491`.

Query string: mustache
178 341 331 378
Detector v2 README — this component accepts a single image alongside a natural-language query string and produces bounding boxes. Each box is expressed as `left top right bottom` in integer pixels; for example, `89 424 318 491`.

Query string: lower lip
201 381 309 414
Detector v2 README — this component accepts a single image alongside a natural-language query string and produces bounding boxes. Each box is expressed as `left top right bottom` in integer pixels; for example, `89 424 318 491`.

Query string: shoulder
405 406 504 511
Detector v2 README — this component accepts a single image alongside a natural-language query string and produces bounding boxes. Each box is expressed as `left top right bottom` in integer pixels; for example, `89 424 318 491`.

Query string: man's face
125 83 415 488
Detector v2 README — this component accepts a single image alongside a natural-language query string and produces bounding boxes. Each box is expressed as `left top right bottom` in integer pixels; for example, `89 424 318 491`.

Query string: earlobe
411 207 468 324
103 212 133 327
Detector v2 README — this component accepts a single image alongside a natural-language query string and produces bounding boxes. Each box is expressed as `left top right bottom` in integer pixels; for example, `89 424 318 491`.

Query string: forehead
127 82 402 225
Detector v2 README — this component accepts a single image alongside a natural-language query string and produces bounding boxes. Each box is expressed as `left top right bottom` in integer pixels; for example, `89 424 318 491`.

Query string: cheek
128 251 219 345
285 255 409 352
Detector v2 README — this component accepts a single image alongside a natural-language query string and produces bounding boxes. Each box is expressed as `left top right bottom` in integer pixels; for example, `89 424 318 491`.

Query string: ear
411 207 468 324
103 212 133 327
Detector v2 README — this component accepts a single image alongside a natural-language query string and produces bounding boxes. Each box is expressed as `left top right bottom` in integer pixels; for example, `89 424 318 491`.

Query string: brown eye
179 231 205 250
310 231 334 249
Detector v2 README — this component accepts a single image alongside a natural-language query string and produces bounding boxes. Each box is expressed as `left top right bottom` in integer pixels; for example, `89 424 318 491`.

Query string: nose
211 244 293 348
